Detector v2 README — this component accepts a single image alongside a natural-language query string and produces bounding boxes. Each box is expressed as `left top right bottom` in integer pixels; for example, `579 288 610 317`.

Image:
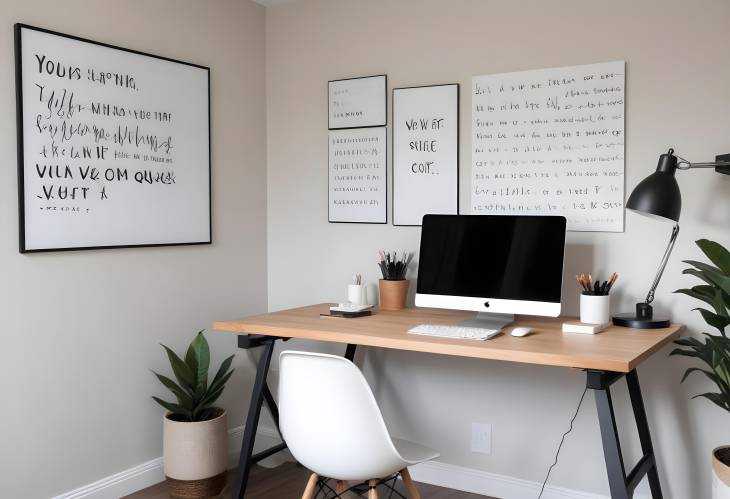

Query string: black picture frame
327 127 388 224
391 83 460 227
15 23 212 253
328 74 387 130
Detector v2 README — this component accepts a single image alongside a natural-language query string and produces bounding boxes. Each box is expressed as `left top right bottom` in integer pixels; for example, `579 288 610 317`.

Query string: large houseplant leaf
675 286 718 311
152 396 193 420
682 268 716 286
207 368 234 397
684 260 730 296
161 345 195 392
185 331 210 394
211 355 234 387
697 239 730 275
693 308 730 334
153 332 236 422
673 239 730 416
692 392 730 411
152 371 193 409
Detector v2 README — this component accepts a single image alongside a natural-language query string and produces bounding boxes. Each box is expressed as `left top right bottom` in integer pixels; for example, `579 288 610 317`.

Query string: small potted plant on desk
377 251 413 310
152 331 235 498
671 239 730 499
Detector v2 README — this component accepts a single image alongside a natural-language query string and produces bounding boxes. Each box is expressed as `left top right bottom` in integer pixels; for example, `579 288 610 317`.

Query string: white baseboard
52 457 165 499
54 426 648 499
52 425 284 499
408 460 650 499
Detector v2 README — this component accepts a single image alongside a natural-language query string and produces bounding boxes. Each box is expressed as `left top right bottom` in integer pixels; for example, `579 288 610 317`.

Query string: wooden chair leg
302 473 319 499
335 480 348 495
368 479 379 499
400 468 421 499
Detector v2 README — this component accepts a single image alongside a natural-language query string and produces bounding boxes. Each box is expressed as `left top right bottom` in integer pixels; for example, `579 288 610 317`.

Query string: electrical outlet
471 422 491 454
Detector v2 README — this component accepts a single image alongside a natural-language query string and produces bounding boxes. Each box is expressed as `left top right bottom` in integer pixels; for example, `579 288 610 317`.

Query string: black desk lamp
613 148 730 328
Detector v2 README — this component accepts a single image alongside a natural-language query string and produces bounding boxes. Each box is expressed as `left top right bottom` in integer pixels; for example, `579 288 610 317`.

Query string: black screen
417 215 566 303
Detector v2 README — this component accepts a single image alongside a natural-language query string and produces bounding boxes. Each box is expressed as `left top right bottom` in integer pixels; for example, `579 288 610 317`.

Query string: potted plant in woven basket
152 331 235 498
670 239 730 499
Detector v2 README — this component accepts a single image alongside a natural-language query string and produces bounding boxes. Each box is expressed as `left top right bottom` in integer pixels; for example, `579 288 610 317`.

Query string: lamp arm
645 223 680 304
676 158 730 170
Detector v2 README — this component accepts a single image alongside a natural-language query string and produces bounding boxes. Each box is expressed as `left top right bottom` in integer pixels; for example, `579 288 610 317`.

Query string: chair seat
391 437 440 465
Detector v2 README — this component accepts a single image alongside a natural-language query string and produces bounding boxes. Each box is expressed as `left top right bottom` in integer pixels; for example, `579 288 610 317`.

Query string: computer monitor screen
416 214 566 317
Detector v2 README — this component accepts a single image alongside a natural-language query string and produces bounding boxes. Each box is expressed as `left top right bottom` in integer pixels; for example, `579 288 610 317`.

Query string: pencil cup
580 294 610 324
347 284 368 306
379 279 409 311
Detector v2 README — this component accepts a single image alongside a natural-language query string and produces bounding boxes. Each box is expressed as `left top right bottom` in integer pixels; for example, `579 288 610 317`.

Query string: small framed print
328 127 387 224
328 75 387 129
393 84 459 226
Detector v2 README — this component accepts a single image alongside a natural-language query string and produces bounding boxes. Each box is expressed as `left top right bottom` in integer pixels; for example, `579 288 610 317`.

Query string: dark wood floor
125 462 494 498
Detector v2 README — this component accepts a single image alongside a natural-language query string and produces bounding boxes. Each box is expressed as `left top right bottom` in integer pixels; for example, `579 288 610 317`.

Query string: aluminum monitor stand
460 312 514 330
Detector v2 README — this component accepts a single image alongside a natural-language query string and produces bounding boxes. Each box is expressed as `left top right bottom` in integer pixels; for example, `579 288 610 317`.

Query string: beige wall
266 0 730 497
0 1 267 497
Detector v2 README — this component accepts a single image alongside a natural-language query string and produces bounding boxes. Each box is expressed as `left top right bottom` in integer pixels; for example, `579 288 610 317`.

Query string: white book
562 321 611 335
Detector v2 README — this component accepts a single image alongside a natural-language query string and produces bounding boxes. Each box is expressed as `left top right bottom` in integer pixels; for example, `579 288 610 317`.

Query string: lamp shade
626 149 682 222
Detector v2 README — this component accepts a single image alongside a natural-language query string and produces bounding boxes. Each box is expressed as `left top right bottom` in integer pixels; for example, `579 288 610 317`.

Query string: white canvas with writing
471 61 625 231
328 75 386 129
328 127 387 223
17 26 210 251
393 84 459 226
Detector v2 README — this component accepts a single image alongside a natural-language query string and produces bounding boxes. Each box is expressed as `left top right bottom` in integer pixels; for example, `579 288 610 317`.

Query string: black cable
537 386 589 499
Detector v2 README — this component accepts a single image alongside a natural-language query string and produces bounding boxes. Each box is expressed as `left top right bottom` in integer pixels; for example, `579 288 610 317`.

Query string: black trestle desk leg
233 337 276 499
262 382 283 440
626 369 663 498
589 369 663 499
594 385 630 499
345 343 357 362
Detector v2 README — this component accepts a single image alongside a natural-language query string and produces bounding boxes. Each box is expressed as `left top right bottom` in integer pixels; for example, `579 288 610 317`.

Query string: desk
213 304 683 499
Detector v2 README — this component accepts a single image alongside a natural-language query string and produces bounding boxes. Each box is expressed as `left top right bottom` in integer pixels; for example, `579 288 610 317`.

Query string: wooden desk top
212 304 683 373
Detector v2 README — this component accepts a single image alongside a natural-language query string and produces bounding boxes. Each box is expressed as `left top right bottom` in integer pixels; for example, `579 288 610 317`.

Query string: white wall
0 1 267 497
265 0 730 497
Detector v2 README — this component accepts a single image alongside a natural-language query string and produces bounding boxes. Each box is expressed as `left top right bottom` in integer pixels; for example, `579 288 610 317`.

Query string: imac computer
415 214 567 330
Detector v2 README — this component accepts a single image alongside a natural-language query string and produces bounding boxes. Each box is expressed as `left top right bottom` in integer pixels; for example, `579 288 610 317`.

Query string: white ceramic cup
347 284 368 306
580 294 610 324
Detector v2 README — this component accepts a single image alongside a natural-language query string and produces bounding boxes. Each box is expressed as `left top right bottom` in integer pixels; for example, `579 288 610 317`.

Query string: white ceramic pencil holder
580 293 610 324
347 284 368 306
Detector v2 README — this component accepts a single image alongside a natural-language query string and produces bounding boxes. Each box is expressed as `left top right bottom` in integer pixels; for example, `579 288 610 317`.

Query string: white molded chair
279 350 440 499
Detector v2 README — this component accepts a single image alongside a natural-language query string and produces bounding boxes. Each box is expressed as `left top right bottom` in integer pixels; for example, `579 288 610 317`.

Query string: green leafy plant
152 331 234 422
671 239 730 412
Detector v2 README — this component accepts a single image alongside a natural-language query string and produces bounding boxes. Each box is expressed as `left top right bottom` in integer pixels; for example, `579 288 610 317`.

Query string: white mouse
511 327 535 337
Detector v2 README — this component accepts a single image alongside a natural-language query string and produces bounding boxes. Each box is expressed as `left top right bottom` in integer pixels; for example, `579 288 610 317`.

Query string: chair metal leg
400 468 421 499
233 338 277 499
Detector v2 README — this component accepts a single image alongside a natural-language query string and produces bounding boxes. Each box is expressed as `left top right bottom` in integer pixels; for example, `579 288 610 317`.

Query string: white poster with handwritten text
328 127 387 223
328 75 386 129
471 61 625 231
16 25 210 252
393 84 459 226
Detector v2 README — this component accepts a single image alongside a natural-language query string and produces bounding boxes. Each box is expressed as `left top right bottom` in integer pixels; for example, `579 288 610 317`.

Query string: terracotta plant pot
379 279 410 310
714 446 730 499
163 408 228 498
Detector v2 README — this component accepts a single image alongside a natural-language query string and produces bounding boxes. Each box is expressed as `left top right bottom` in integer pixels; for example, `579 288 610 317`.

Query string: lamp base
612 313 671 329
613 302 670 329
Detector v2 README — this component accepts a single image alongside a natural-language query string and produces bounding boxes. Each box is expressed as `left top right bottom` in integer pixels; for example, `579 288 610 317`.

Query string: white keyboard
408 324 502 341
